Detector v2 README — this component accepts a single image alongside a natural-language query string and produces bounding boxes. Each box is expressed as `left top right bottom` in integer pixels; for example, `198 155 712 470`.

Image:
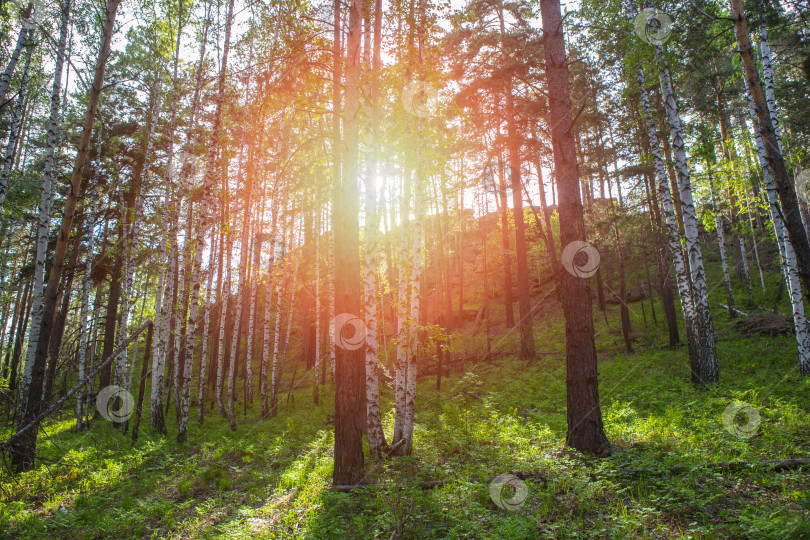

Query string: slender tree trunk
637 66 700 375
655 46 719 383
216 230 232 418
362 0 387 459
540 0 610 456
496 155 515 327
741 112 810 374
17 0 70 419
0 1 35 108
43 236 79 403
175 0 236 444
8 274 32 393
197 228 218 424
506 94 535 359
313 198 321 405
261 203 278 417
708 164 736 317
0 38 33 209
615 223 633 353
76 134 100 430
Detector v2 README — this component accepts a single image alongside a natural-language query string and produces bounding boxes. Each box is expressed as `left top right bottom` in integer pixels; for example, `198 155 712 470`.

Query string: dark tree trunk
540 0 610 456
506 90 536 360
44 234 80 403
7 275 32 392
496 155 515 327
332 0 365 487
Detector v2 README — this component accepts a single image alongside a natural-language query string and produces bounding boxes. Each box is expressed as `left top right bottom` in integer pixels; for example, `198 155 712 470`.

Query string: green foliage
2 281 808 539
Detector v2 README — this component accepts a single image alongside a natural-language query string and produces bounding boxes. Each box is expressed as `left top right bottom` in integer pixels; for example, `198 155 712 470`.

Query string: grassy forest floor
2 251 810 539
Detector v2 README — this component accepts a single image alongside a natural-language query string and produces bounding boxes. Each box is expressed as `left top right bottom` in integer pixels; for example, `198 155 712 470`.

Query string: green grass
1 250 809 538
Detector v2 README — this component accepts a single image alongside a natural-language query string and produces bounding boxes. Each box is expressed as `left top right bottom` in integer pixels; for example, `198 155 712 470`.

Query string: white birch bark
363 124 386 456
393 175 411 447
403 179 423 455
216 231 232 417
738 235 753 303
176 0 236 443
743 187 766 293
245 209 260 405
637 66 700 365
171 202 189 418
759 22 781 152
742 102 810 374
313 202 321 405
261 204 278 417
708 166 735 316
18 40 54 418
197 227 218 424
0 2 34 106
270 222 290 417
0 39 32 209
655 46 719 383
226 154 252 427
150 194 173 432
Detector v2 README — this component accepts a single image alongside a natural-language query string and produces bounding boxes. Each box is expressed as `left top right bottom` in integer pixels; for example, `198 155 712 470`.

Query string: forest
0 0 808 536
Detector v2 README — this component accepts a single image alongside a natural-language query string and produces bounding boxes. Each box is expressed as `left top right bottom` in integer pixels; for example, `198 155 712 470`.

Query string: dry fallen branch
0 321 153 453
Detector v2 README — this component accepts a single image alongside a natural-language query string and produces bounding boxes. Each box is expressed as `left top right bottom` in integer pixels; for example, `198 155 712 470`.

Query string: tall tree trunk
540 0 610 456
731 0 810 304
197 229 218 424
362 0 388 459
496 155 515 327
637 66 699 374
655 46 719 383
43 236 79 403
261 202 278 417
269 225 287 418
7 274 32 393
10 0 121 471
741 112 810 374
216 229 232 418
615 222 633 353
175 0 236 444
332 0 365 486
708 163 736 317
313 199 321 405
506 93 535 360
76 134 99 430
